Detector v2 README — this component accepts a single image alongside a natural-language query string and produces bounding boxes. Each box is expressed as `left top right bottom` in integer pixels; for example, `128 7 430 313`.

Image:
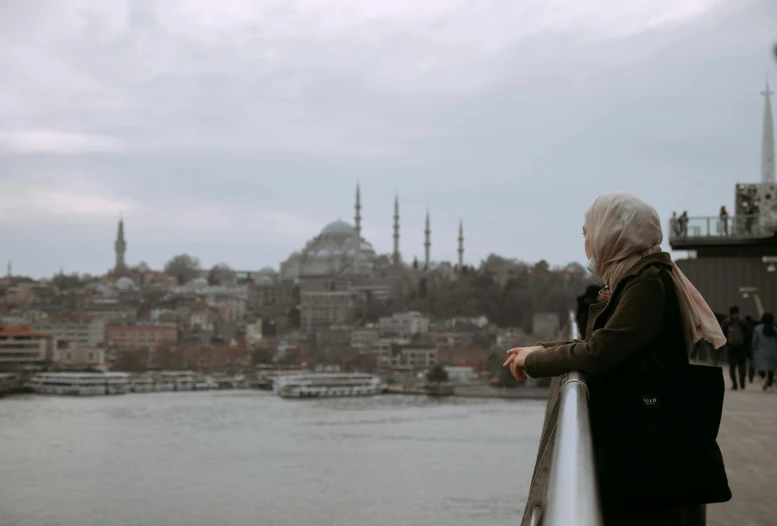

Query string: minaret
762 79 775 184
6 261 10 279
354 183 362 274
424 209 431 270
114 216 127 273
457 219 464 270
392 194 400 266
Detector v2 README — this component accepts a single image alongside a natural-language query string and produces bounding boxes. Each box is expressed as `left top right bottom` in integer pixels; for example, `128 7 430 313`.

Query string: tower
392 194 400 266
354 183 362 274
424 209 431 270
6 261 10 279
457 219 464 270
762 79 775 184
115 216 127 273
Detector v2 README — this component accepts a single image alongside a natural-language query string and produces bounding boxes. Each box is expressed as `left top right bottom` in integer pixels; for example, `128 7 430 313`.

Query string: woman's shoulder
620 263 666 293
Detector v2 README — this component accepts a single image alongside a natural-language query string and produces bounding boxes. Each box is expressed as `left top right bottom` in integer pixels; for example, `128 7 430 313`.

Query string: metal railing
521 311 604 526
668 214 766 239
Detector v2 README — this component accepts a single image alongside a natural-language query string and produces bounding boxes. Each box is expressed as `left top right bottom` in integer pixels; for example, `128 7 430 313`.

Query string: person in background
744 202 758 234
722 306 750 390
751 312 777 392
670 211 680 236
744 314 756 383
719 206 729 236
576 284 602 338
679 211 689 237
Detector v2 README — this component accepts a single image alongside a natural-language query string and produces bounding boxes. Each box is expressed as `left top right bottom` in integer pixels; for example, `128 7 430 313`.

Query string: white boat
274 373 387 398
129 376 155 393
105 373 131 394
26 372 130 396
153 380 175 392
174 375 194 391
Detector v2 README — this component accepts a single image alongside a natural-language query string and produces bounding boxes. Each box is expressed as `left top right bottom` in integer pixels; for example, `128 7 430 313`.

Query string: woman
505 192 725 526
751 312 777 392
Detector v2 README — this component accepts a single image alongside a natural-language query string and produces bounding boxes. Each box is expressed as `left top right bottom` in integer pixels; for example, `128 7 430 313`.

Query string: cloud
0 130 125 154
0 0 732 159
0 179 130 222
0 0 775 278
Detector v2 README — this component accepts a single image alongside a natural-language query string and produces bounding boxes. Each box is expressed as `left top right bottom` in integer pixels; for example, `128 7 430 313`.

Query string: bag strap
656 266 690 366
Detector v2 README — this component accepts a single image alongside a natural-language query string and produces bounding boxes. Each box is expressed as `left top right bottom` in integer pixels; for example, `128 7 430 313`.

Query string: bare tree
164 254 201 285
208 263 236 286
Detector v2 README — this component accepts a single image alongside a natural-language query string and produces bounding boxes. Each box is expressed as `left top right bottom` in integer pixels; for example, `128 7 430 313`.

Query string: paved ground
708 372 777 526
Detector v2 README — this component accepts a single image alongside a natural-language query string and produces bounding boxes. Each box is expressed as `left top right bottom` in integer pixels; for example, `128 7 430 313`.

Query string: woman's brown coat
522 253 706 526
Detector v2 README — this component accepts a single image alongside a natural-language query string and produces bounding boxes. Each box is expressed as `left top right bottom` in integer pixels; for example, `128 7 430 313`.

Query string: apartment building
32 314 106 347
0 324 51 372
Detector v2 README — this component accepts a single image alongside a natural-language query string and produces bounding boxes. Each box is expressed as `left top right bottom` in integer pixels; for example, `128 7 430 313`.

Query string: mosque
108 183 466 288
278 184 465 282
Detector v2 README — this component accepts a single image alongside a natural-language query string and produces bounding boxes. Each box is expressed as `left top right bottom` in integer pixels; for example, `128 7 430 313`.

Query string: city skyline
1 0 776 278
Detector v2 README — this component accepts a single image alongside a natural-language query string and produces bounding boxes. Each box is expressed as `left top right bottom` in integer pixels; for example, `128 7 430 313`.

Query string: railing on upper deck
523 310 604 526
668 214 767 240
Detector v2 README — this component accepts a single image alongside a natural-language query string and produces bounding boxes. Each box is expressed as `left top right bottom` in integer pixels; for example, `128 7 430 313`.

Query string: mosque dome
115 276 136 291
258 266 277 275
321 220 355 235
187 277 209 288
257 276 274 287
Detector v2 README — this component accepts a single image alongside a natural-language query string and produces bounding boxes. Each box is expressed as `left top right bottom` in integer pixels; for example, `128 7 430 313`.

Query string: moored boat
26 372 130 396
274 373 387 398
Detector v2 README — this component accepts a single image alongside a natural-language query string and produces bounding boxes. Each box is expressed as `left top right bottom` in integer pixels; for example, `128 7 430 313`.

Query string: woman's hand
503 346 543 381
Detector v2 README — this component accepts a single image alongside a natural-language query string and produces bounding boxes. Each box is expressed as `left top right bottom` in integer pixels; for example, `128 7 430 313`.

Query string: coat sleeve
524 273 666 378
751 328 760 354
536 339 581 348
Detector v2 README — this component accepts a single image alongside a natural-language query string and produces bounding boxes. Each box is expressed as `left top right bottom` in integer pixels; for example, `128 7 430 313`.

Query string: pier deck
709 375 776 526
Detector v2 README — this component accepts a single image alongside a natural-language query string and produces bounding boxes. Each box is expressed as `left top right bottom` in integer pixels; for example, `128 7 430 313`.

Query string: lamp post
739 286 765 319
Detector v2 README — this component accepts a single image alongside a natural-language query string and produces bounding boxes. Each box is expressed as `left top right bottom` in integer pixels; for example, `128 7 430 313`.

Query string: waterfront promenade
709 376 777 526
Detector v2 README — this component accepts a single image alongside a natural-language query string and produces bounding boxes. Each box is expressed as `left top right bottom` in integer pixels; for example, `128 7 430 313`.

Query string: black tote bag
598 268 732 509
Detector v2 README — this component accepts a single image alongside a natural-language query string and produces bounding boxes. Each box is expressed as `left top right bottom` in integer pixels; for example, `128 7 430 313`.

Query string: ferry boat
157 372 194 391
26 372 130 396
274 373 387 398
174 375 194 391
129 375 155 393
153 379 175 392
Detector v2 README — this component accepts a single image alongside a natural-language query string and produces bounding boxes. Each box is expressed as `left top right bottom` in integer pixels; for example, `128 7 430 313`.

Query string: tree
497 365 519 388
484 352 503 377
164 254 201 285
208 263 235 286
252 346 273 365
426 364 449 386
52 272 86 290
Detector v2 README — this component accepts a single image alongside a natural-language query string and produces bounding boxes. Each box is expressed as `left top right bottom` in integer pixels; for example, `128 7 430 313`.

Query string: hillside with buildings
0 185 592 381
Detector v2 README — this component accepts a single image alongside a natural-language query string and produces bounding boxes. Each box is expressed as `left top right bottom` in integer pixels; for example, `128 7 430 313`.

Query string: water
0 391 544 526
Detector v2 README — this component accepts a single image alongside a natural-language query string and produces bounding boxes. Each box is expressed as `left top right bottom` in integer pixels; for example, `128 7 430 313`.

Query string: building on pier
670 81 777 316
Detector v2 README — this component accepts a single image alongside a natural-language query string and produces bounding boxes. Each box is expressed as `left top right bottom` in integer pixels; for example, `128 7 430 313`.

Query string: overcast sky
1 0 776 278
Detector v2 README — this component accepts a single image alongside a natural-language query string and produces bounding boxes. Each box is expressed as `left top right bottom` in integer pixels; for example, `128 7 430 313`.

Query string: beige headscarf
585 192 726 352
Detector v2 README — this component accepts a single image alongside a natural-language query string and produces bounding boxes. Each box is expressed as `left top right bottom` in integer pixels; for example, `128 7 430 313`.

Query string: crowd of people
719 305 776 391
669 202 761 238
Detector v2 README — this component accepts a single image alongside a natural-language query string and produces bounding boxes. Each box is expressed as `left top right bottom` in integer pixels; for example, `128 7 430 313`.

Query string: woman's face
583 225 592 259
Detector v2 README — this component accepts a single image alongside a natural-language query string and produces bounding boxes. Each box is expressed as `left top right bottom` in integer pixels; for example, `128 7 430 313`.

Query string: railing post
521 311 604 526
543 371 604 526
